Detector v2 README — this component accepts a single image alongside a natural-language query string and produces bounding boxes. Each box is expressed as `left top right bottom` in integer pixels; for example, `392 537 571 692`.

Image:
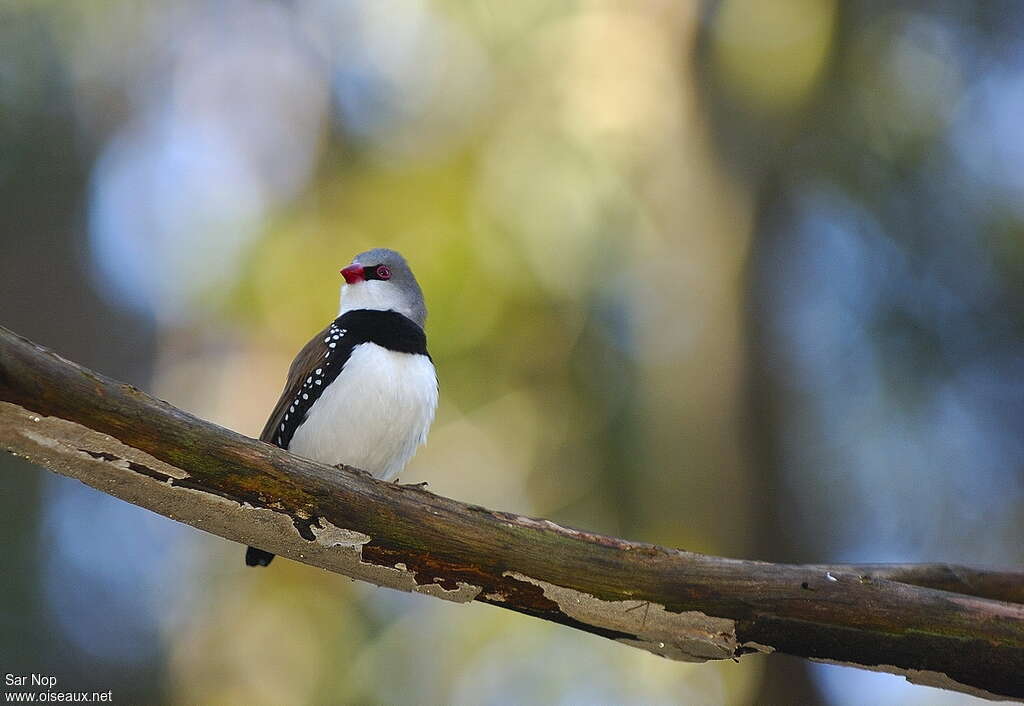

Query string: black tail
246 546 275 567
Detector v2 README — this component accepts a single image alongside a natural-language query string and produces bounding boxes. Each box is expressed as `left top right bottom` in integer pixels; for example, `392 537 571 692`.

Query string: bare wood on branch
0 325 1021 701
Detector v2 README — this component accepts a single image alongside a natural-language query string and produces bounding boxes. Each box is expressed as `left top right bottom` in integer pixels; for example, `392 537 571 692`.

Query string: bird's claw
398 480 429 489
333 463 372 478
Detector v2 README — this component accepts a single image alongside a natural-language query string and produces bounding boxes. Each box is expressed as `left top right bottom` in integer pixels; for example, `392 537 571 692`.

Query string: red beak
340 264 365 284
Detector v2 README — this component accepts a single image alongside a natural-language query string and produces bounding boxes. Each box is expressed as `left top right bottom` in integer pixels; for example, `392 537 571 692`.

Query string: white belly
288 343 437 481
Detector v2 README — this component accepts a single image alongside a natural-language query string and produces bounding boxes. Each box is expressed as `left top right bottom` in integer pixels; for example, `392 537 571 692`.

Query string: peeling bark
1 325 1022 701
506 572 746 662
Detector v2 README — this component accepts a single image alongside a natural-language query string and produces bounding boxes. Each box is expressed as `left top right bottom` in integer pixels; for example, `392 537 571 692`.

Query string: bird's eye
376 265 392 280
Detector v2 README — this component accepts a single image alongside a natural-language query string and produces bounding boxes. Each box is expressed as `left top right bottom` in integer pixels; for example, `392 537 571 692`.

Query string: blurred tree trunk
0 14 158 703
742 180 828 705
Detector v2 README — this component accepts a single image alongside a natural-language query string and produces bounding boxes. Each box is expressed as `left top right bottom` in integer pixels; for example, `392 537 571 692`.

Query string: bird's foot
333 463 372 478
397 480 429 489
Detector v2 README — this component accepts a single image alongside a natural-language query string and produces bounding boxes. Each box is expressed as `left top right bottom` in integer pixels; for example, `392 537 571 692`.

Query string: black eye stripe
365 263 391 280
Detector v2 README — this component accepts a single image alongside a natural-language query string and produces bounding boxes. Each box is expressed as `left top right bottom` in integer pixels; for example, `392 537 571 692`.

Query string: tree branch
0 325 1021 701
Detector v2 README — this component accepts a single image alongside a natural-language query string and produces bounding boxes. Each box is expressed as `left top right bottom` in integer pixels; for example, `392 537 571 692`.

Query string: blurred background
1 1 1022 704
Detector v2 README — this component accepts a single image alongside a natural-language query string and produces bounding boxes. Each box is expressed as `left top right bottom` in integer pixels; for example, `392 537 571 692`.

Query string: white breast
288 343 438 481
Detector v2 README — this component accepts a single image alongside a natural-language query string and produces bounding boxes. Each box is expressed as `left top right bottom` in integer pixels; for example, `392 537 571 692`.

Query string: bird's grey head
339 248 427 328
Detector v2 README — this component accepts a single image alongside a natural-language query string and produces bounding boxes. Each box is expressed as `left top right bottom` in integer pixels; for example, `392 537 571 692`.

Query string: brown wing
259 321 334 445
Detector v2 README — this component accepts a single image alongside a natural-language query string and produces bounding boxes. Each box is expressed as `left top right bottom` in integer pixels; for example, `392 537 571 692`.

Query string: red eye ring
376 265 392 280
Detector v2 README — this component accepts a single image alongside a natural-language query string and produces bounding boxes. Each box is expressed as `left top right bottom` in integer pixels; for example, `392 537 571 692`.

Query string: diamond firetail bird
246 248 438 567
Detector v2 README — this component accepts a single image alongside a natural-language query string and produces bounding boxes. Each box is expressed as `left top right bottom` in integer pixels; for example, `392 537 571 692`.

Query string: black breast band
271 309 429 449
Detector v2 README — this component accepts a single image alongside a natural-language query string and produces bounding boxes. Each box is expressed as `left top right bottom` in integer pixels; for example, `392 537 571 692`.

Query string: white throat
339 281 414 321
